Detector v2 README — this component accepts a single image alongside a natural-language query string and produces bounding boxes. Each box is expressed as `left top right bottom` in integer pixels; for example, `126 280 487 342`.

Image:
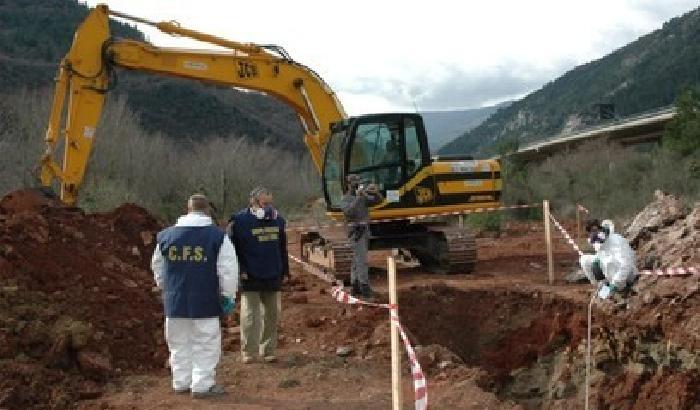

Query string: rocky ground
626 190 700 269
0 190 698 410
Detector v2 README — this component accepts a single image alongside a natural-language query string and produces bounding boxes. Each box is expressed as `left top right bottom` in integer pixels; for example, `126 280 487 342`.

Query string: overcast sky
86 0 698 116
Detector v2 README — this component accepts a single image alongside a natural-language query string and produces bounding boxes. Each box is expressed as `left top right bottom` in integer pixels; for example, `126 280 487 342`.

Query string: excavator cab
323 113 430 211
317 112 482 276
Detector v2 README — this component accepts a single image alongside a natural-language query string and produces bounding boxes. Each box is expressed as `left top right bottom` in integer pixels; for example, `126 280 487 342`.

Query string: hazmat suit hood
176 212 213 227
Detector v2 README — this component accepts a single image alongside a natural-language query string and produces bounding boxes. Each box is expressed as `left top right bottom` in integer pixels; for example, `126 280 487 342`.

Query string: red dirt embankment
0 190 166 409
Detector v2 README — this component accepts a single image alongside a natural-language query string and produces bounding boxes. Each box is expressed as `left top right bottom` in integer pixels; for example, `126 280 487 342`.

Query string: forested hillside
440 7 700 156
421 104 503 151
0 0 304 150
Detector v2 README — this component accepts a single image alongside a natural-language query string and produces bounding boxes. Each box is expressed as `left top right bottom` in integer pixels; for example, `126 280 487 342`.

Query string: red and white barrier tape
640 266 699 276
287 203 540 232
330 286 395 309
392 309 428 410
549 213 584 257
549 213 699 278
577 204 590 214
333 286 428 410
289 254 428 410
288 254 340 286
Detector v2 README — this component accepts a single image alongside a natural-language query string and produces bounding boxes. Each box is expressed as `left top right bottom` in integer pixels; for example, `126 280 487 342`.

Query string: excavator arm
40 4 346 205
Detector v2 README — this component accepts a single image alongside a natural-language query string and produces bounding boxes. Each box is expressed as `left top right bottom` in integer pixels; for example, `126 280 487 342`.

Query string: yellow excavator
40 5 502 278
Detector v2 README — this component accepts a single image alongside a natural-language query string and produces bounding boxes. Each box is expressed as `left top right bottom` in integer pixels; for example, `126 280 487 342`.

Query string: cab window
348 122 402 189
323 131 345 208
404 118 424 176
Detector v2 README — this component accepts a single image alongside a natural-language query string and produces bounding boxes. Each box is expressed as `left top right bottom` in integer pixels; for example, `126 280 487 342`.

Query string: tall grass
0 89 320 222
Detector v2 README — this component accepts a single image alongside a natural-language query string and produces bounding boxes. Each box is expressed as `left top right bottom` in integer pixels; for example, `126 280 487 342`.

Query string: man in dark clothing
340 175 383 298
228 187 289 364
382 132 402 184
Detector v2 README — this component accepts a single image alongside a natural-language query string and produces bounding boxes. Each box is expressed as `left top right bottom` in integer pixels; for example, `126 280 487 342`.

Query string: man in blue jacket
151 194 238 398
228 187 289 364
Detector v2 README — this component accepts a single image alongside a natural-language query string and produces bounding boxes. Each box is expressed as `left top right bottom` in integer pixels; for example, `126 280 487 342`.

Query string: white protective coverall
151 212 238 393
579 231 638 289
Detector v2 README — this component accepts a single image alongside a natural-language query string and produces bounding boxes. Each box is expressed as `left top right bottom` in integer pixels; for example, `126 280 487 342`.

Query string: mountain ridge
421 102 506 151
439 7 700 157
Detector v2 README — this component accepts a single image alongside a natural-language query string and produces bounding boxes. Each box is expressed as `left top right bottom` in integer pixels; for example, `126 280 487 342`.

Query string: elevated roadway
508 106 675 161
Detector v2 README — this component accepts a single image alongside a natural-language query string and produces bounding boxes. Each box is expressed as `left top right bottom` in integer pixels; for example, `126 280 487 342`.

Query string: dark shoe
191 384 227 399
351 281 361 297
360 283 373 299
173 387 190 395
241 353 255 364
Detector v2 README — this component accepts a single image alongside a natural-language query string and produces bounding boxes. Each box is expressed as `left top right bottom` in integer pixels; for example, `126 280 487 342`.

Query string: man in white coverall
579 219 638 298
151 194 238 398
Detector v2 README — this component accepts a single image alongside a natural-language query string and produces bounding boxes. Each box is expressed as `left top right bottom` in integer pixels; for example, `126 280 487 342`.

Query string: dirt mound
626 190 700 268
0 190 166 409
0 188 57 213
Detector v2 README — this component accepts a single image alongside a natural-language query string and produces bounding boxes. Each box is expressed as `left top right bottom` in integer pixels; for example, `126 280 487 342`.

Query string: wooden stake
221 169 228 218
388 255 402 410
543 200 554 284
576 204 581 245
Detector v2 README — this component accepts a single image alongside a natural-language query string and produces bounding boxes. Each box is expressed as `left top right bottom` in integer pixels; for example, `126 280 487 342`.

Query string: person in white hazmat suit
579 219 638 298
151 194 238 398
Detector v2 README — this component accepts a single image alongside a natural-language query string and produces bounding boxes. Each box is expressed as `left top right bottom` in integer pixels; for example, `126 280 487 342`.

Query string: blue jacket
157 225 225 318
229 209 289 292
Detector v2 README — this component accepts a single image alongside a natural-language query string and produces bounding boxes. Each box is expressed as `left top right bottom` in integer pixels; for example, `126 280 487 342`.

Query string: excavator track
439 226 477 273
299 224 476 281
300 231 353 284
411 225 477 274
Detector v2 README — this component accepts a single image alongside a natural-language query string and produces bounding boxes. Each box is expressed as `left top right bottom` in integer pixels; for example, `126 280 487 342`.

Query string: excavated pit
399 284 700 410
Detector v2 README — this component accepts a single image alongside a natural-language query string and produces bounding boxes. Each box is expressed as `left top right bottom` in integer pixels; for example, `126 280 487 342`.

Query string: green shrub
464 213 502 233
664 88 700 156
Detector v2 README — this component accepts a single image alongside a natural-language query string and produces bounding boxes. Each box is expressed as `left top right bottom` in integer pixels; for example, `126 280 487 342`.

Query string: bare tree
0 89 319 221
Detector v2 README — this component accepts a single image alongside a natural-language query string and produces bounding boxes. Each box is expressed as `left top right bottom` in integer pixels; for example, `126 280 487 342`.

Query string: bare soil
0 190 698 410
0 190 166 409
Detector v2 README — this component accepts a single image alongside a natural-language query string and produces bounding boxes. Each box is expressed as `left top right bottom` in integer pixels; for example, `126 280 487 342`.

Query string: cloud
628 0 700 20
337 1 698 114
89 0 699 116
415 66 562 110
339 59 579 113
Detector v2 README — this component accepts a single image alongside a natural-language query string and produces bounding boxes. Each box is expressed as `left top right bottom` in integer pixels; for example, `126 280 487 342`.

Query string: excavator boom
40 4 503 279
40 4 346 205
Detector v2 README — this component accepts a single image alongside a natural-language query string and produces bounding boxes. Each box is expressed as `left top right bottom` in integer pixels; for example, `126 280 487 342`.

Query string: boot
191 384 227 399
360 283 373 299
351 281 361 297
